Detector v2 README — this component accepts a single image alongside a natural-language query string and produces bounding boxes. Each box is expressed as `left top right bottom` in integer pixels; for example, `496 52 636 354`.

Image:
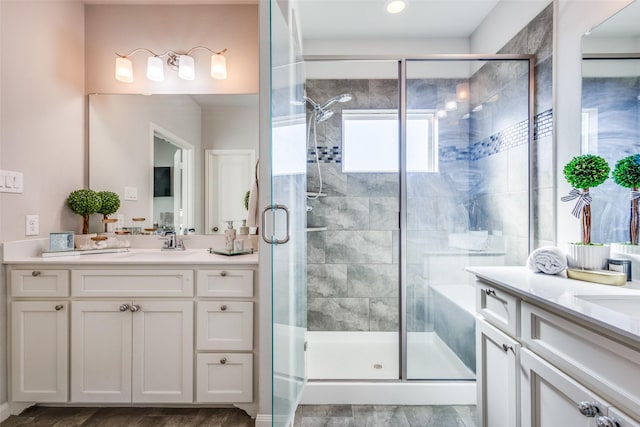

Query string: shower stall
300 57 532 403
267 4 534 427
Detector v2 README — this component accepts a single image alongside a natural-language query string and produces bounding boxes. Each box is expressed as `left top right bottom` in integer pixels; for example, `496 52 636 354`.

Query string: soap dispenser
224 221 236 251
238 219 249 236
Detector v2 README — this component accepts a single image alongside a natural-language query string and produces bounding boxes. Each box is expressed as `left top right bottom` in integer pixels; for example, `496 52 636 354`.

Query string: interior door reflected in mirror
89 94 258 235
581 0 640 244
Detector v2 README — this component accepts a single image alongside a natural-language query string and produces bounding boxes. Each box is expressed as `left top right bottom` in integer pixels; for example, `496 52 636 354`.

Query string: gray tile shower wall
306 3 554 333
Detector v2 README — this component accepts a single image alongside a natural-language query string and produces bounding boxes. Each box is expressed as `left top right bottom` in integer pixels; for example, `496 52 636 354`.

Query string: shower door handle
261 204 290 245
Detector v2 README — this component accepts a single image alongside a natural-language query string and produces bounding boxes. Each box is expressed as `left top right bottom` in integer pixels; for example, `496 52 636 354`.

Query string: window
342 110 438 173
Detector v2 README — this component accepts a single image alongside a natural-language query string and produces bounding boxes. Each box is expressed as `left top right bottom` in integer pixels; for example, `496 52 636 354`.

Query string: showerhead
305 93 352 123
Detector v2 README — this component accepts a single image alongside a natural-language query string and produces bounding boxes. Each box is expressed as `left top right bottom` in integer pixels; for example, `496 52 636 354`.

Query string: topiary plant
67 189 102 235
613 154 640 245
244 190 250 211
562 154 610 244
97 191 121 232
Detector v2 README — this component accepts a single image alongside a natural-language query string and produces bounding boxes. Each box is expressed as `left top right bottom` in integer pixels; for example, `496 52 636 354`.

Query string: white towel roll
526 246 567 275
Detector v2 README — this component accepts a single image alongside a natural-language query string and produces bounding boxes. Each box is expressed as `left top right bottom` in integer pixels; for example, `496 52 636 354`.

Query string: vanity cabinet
70 300 193 403
7 263 257 413
473 275 640 427
11 301 68 402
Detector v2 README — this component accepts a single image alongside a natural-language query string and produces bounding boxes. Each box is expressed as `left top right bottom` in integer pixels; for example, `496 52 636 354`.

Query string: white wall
554 0 632 245
201 97 259 152
85 4 258 95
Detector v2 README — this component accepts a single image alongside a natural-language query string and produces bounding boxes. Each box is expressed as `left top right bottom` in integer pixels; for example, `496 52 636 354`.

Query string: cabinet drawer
71 270 193 297
11 270 69 297
522 302 640 420
197 301 253 350
196 353 252 403
197 269 253 297
476 280 520 337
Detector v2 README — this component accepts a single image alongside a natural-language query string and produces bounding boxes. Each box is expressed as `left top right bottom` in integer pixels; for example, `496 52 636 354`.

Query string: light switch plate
124 186 138 201
0 170 23 193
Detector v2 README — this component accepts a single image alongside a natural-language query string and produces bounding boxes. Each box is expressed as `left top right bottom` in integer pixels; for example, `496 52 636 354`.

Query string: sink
575 294 640 320
116 250 200 260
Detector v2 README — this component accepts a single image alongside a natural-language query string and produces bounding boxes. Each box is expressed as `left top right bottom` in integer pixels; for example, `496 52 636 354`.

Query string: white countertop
2 237 259 265
467 266 640 344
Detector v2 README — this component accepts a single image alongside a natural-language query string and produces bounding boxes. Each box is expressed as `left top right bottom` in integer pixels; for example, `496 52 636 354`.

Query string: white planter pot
566 243 610 270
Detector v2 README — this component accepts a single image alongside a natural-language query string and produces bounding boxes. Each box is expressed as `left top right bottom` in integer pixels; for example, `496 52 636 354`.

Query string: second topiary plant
561 154 610 244
97 191 121 232
612 154 640 245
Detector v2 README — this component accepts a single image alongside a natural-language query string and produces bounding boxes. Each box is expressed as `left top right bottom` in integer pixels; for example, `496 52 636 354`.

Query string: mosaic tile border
308 109 553 164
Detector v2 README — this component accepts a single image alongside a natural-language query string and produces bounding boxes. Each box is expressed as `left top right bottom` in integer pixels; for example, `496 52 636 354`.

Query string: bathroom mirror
89 93 258 234
580 1 640 243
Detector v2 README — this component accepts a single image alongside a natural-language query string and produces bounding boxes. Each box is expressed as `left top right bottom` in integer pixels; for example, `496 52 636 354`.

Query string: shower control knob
596 417 620 427
578 401 599 417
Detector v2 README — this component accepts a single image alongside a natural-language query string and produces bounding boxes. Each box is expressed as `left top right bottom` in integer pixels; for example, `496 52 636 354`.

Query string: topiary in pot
561 154 610 244
97 191 121 232
244 190 250 211
612 154 640 245
67 189 102 235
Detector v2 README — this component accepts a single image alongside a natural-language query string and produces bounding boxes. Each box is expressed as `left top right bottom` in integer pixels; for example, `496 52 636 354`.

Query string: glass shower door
404 58 532 380
270 1 307 426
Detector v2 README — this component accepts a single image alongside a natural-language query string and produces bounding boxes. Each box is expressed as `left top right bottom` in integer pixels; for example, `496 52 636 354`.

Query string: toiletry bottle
224 221 236 251
239 219 249 236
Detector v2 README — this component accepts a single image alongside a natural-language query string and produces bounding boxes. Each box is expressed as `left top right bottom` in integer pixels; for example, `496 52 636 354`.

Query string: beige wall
1 0 86 243
85 4 259 95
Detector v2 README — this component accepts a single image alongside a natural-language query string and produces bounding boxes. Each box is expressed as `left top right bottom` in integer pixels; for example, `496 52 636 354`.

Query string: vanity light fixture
385 0 407 14
115 47 228 83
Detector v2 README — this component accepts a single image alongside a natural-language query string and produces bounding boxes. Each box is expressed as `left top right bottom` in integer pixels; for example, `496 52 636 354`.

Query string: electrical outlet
25 215 39 236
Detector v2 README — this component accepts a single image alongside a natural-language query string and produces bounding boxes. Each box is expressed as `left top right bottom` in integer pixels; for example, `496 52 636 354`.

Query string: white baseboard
0 402 11 423
254 413 272 427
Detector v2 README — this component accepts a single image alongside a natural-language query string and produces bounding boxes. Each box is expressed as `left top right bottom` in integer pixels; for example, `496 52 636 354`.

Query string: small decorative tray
209 248 255 256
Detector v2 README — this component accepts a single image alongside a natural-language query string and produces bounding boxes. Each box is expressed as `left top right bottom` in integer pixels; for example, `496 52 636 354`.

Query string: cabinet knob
130 304 140 313
578 401 600 417
220 271 227 277
119 304 130 312
220 304 228 311
596 416 620 427
213 226 219 232
484 288 496 296
501 344 514 353
31 271 41 277
55 304 64 311
220 357 227 365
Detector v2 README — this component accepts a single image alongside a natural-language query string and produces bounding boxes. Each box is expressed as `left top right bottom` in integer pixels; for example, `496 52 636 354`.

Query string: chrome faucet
161 231 185 251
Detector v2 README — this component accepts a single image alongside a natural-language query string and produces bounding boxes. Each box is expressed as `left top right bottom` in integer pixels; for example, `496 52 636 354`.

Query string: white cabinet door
11 301 68 402
131 301 193 403
196 353 253 403
71 301 132 403
476 319 520 427
521 348 608 427
197 301 253 350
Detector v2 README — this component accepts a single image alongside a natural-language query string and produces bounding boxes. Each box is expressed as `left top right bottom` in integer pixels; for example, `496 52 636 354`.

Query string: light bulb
385 0 407 14
178 55 195 80
211 54 227 80
115 57 133 83
146 56 164 82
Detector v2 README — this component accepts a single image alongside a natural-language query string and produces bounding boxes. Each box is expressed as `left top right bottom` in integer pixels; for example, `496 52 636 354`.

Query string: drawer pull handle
596 417 620 427
55 304 64 311
220 305 228 311
32 271 41 277
578 401 599 417
220 271 227 277
484 288 496 296
501 344 514 354
220 357 227 365
130 304 140 313
119 304 130 312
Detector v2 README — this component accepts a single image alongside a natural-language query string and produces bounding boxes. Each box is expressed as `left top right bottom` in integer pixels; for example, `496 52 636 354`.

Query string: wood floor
0 405 477 426
0 406 253 427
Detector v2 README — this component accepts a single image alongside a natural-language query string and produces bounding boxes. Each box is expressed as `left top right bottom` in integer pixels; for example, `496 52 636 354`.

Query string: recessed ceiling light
385 0 407 14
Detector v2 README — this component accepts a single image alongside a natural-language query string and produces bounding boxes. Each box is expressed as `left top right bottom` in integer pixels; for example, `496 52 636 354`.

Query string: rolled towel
526 246 567 275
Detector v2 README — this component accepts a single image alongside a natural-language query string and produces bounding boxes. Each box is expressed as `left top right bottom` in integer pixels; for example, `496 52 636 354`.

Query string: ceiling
587 0 640 37
295 0 501 40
